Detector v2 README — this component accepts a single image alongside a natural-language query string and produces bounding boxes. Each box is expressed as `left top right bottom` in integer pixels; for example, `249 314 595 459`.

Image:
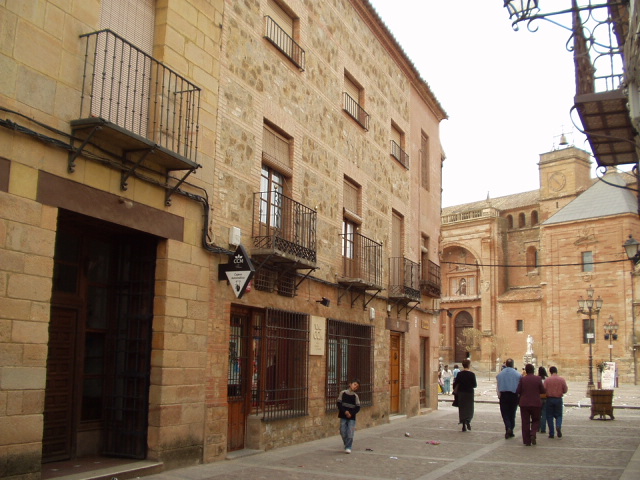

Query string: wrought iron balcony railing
388 256 420 301
343 92 369 130
73 30 201 171
253 191 317 265
420 260 441 298
390 140 409 168
339 232 383 288
264 16 305 70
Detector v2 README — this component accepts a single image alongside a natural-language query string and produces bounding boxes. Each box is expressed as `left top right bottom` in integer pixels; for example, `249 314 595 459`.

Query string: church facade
440 146 640 384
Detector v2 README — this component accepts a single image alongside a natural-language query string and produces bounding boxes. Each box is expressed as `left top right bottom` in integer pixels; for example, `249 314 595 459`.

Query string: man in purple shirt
516 363 546 446
544 366 568 438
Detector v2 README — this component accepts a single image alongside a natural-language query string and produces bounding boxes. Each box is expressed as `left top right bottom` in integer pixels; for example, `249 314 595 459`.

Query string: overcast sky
368 1 589 207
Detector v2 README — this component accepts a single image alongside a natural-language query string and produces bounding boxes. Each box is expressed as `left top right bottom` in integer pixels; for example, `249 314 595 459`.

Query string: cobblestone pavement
141 380 640 480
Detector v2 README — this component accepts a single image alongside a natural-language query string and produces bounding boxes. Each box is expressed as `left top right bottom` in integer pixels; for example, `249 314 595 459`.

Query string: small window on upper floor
516 319 524 332
264 0 305 70
390 123 408 168
582 251 594 272
343 72 369 130
518 212 526 228
262 123 293 173
531 210 539 226
421 132 429 191
507 214 514 229
526 246 538 273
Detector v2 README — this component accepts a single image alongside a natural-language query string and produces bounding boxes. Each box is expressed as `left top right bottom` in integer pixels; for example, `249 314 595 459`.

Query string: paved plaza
138 379 640 480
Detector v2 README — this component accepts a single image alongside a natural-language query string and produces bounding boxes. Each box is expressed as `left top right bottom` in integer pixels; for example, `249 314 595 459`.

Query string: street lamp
623 234 640 265
603 315 619 363
577 286 603 392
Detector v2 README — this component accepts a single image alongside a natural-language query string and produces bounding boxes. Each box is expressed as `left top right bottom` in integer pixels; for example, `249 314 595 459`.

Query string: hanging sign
218 245 255 299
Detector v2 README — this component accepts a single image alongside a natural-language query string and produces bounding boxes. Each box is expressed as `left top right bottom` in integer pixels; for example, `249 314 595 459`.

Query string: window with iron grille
264 0 305 70
255 308 309 421
325 319 374 412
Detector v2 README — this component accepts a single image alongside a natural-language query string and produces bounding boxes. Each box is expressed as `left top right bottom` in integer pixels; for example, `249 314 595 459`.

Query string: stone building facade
0 1 445 478
440 146 640 385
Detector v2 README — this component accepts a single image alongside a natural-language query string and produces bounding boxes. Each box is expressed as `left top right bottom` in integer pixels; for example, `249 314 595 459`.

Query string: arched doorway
454 311 474 363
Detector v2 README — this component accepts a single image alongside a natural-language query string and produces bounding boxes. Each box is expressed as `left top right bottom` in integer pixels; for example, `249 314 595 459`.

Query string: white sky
368 0 591 207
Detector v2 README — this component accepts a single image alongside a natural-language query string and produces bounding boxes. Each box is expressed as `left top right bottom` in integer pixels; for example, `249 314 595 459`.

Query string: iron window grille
264 15 305 70
252 308 309 421
390 140 409 168
343 92 369 130
325 319 374 412
340 231 383 287
389 257 421 301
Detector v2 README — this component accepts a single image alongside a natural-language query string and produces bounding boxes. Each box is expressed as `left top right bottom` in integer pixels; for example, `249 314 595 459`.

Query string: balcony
420 260 441 298
338 232 383 290
390 140 409 168
264 16 305 70
343 92 369 130
70 30 201 195
388 256 420 303
252 191 317 269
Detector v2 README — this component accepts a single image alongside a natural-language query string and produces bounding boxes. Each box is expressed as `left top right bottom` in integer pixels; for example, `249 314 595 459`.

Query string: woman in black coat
452 358 477 432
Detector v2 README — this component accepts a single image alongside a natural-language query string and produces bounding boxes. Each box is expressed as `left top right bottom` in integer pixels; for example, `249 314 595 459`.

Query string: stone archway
454 311 474 363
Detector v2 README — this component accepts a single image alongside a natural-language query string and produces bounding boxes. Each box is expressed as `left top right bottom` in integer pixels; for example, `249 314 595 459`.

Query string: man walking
496 358 521 439
337 379 361 453
544 366 568 438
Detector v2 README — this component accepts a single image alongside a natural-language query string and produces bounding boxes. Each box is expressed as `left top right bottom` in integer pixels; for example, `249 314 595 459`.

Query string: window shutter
267 0 293 36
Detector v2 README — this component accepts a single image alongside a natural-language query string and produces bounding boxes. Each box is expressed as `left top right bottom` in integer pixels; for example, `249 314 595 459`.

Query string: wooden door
228 311 250 451
455 311 474 363
389 333 400 414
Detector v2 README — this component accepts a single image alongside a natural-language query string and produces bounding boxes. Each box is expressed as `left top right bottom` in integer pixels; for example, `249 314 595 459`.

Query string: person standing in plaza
544 366 568 438
441 365 453 395
337 379 361 453
453 364 460 381
516 364 546 446
537 366 548 434
496 358 521 439
453 359 477 432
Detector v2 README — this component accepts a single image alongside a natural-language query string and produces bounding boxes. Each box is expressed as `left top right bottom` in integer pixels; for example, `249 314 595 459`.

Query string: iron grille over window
343 92 369 130
340 231 383 287
325 319 374 412
253 309 309 421
389 257 420 301
264 15 305 70
391 140 409 168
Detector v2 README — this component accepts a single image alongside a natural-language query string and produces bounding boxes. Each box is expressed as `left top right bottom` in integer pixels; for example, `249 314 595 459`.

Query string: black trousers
499 391 519 431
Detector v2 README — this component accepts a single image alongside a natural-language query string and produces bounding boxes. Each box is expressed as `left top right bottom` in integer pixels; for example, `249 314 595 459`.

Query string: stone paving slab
143 401 640 480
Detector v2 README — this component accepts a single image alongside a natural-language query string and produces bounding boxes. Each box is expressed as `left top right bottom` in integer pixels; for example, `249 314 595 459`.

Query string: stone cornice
352 0 448 122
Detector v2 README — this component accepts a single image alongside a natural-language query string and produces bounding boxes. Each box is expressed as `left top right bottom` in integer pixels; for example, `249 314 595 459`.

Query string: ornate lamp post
603 315 619 363
577 286 603 392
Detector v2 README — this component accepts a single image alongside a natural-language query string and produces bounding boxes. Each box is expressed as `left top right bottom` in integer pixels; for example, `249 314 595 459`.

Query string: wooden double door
43 211 156 462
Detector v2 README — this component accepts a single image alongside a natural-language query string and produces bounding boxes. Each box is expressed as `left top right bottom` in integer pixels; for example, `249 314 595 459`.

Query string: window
343 73 369 130
391 124 408 168
342 177 361 262
264 0 305 69
531 210 539 226
516 319 524 332
263 123 292 170
260 165 286 229
583 317 595 344
582 251 594 272
326 319 374 411
421 133 429 190
450 277 475 296
507 215 514 229
255 308 309 421
518 212 526 228
526 246 538 272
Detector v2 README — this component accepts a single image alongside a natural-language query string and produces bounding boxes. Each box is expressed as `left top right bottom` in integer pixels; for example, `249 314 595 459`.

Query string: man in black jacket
337 379 361 453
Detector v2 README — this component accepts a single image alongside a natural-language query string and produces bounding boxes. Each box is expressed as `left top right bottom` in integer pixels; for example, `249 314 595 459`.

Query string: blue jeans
539 398 547 432
444 378 451 394
546 397 564 435
340 418 356 449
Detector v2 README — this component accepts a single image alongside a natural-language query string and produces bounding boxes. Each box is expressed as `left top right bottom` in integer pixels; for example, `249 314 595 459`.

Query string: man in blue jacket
496 358 521 439
337 379 361 453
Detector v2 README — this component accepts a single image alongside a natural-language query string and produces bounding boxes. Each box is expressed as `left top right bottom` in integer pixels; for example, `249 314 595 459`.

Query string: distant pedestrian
516 363 545 446
496 358 521 439
544 366 568 438
337 379 361 453
452 364 460 380
453 359 477 432
442 365 453 394
537 366 548 434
